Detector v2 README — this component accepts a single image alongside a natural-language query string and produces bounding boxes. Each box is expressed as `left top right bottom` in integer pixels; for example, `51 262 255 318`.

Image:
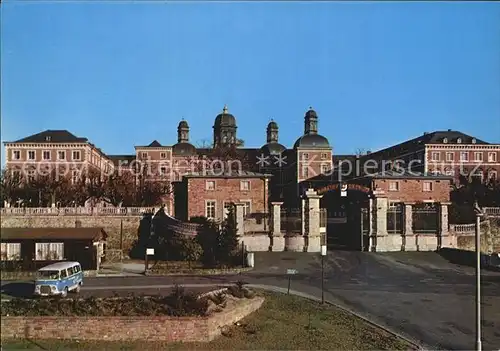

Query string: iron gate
387 202 404 234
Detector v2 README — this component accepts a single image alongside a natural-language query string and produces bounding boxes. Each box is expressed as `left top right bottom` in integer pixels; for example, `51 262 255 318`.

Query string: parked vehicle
34 261 83 297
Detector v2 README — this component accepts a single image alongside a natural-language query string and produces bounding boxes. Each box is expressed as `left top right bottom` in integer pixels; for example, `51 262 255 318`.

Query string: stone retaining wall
1 297 264 342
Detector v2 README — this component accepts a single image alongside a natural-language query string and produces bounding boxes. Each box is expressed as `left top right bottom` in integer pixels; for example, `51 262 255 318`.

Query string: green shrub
1 287 209 317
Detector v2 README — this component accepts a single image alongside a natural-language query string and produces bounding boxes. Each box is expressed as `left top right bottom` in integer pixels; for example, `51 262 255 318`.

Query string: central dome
173 142 196 156
293 134 330 149
214 105 236 127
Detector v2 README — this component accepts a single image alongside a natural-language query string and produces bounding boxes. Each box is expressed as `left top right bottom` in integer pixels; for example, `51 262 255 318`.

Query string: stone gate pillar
439 202 454 248
372 191 388 251
234 203 245 237
303 188 323 252
271 202 283 235
270 202 285 251
403 203 416 251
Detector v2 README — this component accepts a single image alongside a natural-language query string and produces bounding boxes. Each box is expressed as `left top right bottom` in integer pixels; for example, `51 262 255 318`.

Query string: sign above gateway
316 183 371 195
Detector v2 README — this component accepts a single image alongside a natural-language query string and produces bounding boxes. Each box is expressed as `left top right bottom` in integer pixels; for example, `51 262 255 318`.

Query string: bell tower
304 107 318 135
213 104 237 147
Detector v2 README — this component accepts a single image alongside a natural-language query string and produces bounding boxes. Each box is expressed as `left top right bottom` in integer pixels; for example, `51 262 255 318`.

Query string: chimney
423 132 429 135
367 150 371 154
447 129 451 132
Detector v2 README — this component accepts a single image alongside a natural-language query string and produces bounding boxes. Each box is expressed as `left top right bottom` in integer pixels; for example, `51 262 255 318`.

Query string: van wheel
75 283 81 293
61 287 68 298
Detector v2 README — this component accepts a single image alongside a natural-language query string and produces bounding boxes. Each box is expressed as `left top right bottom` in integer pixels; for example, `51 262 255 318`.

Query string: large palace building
4 105 500 221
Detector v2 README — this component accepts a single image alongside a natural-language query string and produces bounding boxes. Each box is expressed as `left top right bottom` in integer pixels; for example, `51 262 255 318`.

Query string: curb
145 268 253 276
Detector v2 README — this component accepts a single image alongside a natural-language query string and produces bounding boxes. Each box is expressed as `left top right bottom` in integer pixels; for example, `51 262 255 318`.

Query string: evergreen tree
217 205 239 264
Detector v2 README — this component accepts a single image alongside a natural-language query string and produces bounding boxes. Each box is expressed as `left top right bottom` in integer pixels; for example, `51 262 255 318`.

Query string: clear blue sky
2 1 499 165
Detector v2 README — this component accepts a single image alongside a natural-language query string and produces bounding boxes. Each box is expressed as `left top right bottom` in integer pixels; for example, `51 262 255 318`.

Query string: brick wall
1 297 264 342
1 215 140 254
297 149 333 182
374 178 451 203
186 177 267 221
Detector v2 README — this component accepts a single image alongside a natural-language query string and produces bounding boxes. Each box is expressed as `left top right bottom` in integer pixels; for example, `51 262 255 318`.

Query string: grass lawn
2 291 416 350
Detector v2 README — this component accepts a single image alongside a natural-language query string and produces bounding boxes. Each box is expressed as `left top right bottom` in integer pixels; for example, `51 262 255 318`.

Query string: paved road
2 251 500 350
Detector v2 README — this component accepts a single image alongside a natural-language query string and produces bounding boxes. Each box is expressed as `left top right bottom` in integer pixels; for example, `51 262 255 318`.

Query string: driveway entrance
319 184 371 251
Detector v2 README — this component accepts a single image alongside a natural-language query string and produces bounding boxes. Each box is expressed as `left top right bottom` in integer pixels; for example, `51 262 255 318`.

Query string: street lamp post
321 244 327 304
474 201 484 351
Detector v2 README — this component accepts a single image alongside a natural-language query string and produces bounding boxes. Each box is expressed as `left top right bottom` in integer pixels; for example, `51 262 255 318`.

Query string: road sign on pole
286 269 298 294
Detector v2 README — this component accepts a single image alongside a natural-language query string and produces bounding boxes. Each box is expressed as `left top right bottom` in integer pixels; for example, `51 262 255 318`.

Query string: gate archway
317 183 371 251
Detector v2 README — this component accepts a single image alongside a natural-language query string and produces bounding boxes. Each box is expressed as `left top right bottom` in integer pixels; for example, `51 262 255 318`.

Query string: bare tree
104 171 136 206
355 148 367 156
0 169 24 207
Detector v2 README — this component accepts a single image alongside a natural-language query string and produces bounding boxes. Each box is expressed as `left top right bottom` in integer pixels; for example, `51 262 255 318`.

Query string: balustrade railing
0 207 160 216
450 223 476 233
484 207 500 216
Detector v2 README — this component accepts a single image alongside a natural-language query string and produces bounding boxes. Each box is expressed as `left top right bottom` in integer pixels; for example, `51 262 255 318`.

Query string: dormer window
472 138 476 144
443 137 448 143
45 136 51 141
457 138 462 144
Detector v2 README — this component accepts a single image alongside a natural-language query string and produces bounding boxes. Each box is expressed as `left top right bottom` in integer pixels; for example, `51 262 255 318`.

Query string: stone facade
1 297 264 342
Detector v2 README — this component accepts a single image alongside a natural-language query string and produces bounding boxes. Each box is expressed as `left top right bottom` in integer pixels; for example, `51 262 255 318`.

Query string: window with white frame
0 243 21 261
474 152 483 162
241 201 251 217
321 153 328 160
43 150 51 160
27 170 36 182
302 153 309 160
173 172 180 181
12 150 21 160
160 166 167 176
240 180 250 191
431 152 440 161
488 152 497 162
446 152 454 161
423 181 433 192
57 151 66 160
205 201 216 219
71 170 79 184
460 152 469 161
12 170 21 179
141 152 148 159
206 180 215 190
72 151 81 161
35 242 64 261
160 152 166 159
321 164 329 174
27 150 36 160
388 181 399 191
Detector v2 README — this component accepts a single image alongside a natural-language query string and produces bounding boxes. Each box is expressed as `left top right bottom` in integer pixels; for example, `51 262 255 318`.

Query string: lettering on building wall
316 183 371 195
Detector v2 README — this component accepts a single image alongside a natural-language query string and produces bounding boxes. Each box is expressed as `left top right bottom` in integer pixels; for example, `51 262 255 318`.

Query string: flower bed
1 284 264 342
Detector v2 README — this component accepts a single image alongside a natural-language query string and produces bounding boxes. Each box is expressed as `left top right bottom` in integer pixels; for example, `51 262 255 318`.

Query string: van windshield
37 270 59 280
